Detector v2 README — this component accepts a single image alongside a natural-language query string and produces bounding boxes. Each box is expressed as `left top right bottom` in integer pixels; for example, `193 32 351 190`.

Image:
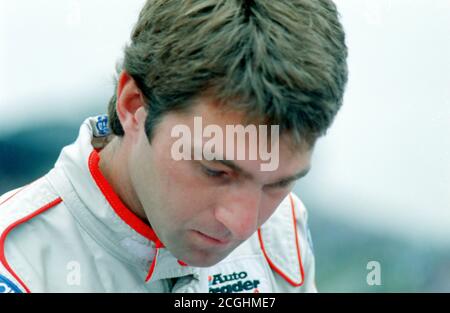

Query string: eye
201 165 227 178
267 180 295 190
274 181 290 188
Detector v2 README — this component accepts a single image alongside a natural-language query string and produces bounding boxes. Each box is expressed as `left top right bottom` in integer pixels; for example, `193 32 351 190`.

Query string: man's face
127 98 312 267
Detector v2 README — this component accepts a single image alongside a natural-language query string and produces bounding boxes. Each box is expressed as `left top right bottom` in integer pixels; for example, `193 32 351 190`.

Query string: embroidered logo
95 115 110 137
208 270 260 293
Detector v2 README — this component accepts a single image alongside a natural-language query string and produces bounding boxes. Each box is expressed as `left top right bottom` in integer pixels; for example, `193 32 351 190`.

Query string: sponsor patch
94 115 110 137
207 255 272 293
0 274 22 293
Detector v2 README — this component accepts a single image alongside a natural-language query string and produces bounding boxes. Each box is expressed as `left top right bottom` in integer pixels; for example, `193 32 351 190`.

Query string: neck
98 137 148 222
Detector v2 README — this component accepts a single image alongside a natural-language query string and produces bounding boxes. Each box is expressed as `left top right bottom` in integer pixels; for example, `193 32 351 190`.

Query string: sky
1 0 449 246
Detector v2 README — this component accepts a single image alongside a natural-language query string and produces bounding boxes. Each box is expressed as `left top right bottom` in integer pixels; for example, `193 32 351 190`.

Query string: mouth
192 230 231 246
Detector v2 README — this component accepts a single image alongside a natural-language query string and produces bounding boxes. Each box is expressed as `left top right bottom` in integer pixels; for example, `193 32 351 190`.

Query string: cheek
164 160 208 197
156 159 214 218
258 196 286 226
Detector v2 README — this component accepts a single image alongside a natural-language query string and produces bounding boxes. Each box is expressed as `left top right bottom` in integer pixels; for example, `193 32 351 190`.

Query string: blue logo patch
0 273 23 293
95 115 110 137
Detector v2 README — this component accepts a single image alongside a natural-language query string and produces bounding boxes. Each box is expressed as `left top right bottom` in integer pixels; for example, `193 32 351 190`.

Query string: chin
182 250 231 268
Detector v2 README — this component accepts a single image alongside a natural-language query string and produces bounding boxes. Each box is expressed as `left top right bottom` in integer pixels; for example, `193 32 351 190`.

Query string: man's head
104 0 348 266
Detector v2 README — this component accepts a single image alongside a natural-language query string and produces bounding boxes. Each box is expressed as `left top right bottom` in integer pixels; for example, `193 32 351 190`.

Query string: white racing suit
0 115 317 293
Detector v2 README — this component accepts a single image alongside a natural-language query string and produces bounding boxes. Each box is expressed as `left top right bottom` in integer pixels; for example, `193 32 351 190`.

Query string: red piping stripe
258 193 305 287
0 197 63 293
88 150 164 248
145 248 159 282
177 260 188 266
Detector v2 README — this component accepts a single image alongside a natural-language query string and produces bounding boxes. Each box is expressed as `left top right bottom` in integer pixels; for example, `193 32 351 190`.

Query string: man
0 0 347 293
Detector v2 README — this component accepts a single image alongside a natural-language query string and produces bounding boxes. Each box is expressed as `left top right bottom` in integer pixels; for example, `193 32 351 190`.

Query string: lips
194 230 231 245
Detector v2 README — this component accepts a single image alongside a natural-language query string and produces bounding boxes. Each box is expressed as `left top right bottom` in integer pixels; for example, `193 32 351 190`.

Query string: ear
116 71 148 138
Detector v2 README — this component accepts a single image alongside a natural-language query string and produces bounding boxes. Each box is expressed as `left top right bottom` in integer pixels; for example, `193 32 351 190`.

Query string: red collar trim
88 149 164 248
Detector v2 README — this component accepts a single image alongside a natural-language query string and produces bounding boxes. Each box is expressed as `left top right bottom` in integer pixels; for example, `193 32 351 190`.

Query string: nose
214 185 262 241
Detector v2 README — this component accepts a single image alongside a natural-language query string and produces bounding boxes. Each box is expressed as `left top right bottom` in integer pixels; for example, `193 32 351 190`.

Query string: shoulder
0 176 63 231
0 176 64 293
